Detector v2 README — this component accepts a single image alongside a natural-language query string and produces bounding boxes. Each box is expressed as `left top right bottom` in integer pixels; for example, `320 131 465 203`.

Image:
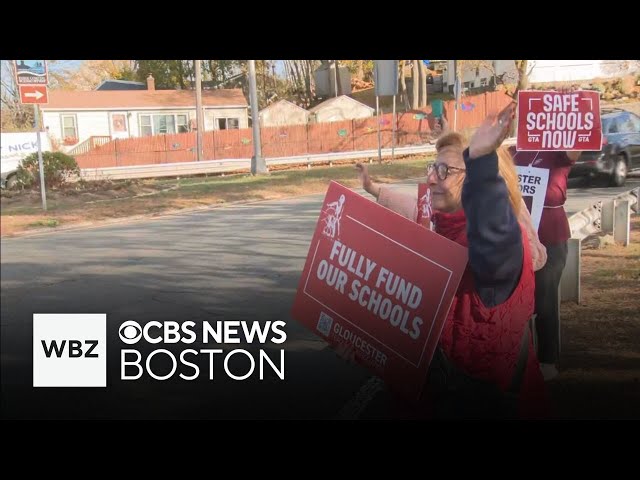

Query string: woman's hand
356 162 381 199
469 103 516 159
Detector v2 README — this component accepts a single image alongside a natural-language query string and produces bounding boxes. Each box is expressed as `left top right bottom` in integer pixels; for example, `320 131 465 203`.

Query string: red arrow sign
19 85 48 104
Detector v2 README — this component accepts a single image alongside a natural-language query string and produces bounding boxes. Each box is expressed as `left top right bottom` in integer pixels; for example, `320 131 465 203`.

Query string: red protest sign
517 90 602 151
291 181 468 400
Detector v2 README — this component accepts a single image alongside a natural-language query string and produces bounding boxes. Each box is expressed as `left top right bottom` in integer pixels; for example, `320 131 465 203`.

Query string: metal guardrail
567 188 639 241
561 186 639 303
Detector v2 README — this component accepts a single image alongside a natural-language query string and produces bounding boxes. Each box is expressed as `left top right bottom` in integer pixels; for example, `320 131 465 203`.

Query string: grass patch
27 219 60 228
1 155 433 236
551 215 640 419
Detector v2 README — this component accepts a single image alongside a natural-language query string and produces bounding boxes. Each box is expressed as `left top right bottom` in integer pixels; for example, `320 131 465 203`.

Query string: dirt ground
550 216 640 419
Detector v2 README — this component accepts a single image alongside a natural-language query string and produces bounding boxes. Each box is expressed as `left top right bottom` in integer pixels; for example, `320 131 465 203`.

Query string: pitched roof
95 80 146 90
308 95 374 113
259 99 308 114
42 89 247 110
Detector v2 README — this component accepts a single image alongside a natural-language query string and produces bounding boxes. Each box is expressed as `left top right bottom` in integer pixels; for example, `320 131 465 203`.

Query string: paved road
1 194 386 419
379 178 640 217
564 177 639 215
2 179 638 419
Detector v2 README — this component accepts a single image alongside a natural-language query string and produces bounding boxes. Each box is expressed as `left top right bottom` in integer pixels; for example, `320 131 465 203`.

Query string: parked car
570 109 640 186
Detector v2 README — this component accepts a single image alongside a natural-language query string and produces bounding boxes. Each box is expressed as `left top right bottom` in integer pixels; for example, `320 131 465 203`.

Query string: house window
153 114 176 134
139 113 190 136
177 115 189 133
480 78 488 87
140 115 153 136
61 114 77 141
217 117 240 130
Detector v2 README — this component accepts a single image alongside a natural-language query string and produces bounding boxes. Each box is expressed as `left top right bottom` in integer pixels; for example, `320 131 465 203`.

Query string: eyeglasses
427 162 466 181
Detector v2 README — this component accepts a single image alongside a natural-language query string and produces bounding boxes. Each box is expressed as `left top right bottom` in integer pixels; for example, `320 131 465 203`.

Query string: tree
510 60 535 136
399 61 409 110
283 60 319 107
412 61 420 110
135 60 195 89
334 60 343 96
343 60 374 82
1 60 34 131
455 60 520 94
402 60 429 110
204 60 241 87
514 60 530 95
419 60 428 109
50 60 136 90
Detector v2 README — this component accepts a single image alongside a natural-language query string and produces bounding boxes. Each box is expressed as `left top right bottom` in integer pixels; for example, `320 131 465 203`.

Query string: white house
259 99 310 127
444 60 517 92
308 96 374 123
40 76 249 150
527 60 639 83
442 60 639 93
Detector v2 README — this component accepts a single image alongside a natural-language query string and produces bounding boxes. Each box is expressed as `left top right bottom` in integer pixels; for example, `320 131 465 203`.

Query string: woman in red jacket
357 104 549 418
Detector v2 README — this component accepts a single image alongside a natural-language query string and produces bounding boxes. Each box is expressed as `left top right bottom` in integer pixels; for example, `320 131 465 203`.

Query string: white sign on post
517 165 549 232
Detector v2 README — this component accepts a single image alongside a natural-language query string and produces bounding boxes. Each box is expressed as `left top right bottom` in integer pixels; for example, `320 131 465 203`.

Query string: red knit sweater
433 209 551 419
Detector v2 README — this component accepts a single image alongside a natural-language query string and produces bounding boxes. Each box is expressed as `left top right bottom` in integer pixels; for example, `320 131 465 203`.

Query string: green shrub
15 151 79 189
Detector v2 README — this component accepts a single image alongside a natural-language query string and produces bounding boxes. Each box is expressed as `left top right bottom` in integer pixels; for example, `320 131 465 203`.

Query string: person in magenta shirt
509 147 581 381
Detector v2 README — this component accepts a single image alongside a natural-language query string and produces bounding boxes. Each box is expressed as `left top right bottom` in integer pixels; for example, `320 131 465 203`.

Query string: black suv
570 109 640 186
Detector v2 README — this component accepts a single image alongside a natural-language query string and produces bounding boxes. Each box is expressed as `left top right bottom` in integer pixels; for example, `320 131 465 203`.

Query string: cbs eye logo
119 321 142 344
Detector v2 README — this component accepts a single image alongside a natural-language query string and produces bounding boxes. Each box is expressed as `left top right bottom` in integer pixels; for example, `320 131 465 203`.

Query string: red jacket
434 209 551 419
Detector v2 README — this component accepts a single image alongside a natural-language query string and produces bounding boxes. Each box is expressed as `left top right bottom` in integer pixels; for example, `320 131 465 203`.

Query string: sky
2 60 288 85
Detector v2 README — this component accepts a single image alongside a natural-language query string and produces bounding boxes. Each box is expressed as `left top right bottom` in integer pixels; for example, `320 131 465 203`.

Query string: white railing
79 144 439 181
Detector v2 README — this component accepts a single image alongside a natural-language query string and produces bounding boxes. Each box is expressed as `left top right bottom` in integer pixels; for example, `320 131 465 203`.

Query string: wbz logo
41 339 99 358
33 314 106 387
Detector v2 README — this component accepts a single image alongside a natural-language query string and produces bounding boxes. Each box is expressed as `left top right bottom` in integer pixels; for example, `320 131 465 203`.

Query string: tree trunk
419 60 428 108
511 60 530 136
284 60 293 85
177 61 186 89
400 60 410 111
207 60 214 85
292 61 302 95
304 60 314 104
412 60 420 110
335 60 342 96
515 60 529 93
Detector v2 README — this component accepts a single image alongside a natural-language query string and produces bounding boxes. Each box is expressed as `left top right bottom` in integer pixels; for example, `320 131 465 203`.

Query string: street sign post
15 60 49 210
14 60 49 85
19 85 49 104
